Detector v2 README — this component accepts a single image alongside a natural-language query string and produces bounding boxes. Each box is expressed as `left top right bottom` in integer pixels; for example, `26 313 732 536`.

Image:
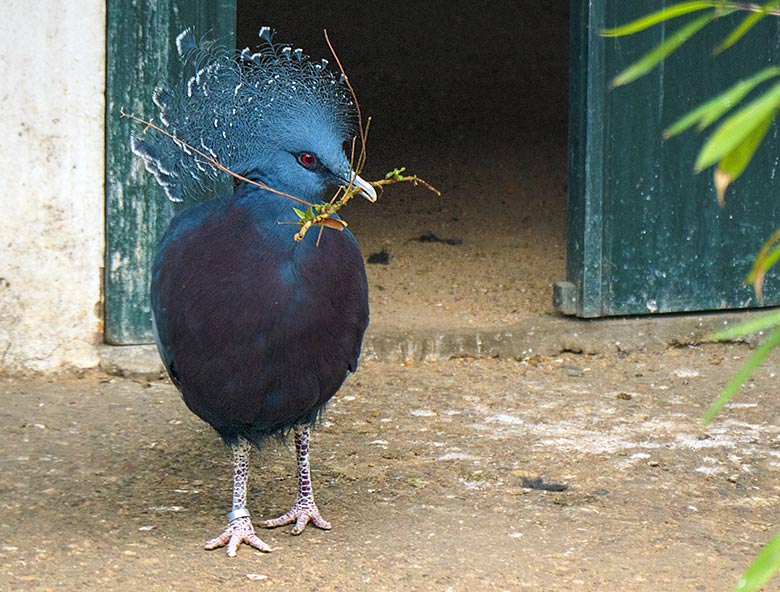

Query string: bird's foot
204 513 271 557
260 498 331 535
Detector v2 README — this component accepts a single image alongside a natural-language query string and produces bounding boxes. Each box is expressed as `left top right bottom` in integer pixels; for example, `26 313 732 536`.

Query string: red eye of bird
298 153 317 169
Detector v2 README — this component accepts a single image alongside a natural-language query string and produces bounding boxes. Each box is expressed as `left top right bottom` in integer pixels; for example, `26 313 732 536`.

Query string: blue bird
132 27 375 556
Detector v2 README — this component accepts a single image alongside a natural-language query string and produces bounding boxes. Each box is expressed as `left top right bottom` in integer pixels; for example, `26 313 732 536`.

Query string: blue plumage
132 27 357 203
151 186 368 445
136 27 375 555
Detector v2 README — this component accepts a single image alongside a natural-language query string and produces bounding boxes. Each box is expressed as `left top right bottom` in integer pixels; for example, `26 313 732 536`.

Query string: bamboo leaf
695 83 780 170
747 243 780 301
714 169 733 207
709 310 780 341
734 532 780 592
612 13 717 87
664 67 780 138
715 7 769 54
699 67 780 128
702 328 780 424
601 2 718 37
753 246 780 295
714 111 775 204
746 229 780 300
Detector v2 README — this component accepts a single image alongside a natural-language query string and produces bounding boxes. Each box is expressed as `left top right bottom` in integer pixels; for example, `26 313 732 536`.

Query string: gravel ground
3 345 780 591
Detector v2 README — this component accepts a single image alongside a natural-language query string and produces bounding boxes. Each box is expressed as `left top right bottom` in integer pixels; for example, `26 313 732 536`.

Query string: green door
105 0 235 344
558 1 780 317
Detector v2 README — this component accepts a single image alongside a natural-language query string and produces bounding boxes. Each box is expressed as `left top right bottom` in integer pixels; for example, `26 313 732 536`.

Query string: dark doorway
236 2 570 331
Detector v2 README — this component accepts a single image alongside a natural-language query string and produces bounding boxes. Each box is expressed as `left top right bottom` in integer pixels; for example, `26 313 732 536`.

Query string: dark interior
236 2 569 329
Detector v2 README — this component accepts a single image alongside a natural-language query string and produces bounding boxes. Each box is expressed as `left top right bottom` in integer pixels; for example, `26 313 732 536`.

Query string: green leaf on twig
695 83 780 171
611 13 718 87
734 532 780 592
664 67 780 138
601 2 718 37
715 1 776 54
709 310 780 341
385 167 407 180
702 328 780 424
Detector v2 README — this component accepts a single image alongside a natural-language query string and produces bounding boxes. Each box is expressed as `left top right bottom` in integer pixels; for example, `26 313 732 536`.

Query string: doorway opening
236 2 569 330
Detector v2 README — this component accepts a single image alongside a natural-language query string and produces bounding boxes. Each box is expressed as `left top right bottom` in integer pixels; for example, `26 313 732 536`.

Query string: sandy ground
3 344 780 591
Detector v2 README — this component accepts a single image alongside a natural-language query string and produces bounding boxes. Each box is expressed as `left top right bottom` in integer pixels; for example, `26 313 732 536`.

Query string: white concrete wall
0 2 106 372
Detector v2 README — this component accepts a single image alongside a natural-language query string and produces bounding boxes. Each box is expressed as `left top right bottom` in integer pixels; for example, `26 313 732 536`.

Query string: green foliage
702 328 780 424
610 13 718 87
695 83 780 171
734 532 780 592
747 228 780 299
709 309 780 340
714 2 776 54
601 2 721 37
604 4 780 589
715 110 774 194
606 4 780 210
664 67 780 138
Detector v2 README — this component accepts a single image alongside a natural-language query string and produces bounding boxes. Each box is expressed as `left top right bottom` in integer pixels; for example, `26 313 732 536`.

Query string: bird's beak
350 172 377 203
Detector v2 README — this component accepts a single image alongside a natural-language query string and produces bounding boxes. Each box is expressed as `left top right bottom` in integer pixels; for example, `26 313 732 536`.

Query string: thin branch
372 175 442 197
292 173 441 242
324 29 368 173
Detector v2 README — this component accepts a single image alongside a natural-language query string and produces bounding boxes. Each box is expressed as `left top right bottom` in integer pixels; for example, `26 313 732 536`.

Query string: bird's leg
204 436 271 556
260 424 331 535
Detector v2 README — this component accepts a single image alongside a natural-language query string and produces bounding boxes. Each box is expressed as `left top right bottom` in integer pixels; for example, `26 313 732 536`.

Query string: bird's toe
246 533 272 553
204 528 232 550
310 512 331 531
204 516 271 556
259 509 296 529
261 500 331 535
291 513 311 535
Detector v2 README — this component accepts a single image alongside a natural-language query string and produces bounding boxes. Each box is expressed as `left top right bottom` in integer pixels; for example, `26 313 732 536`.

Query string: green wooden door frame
558 0 780 318
105 0 235 344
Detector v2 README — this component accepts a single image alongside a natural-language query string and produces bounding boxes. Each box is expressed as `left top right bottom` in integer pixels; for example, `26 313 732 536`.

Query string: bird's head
132 27 376 205
250 102 376 204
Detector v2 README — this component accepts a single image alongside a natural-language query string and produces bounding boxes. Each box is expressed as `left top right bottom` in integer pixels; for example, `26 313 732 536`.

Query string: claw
205 515 271 556
260 500 331 535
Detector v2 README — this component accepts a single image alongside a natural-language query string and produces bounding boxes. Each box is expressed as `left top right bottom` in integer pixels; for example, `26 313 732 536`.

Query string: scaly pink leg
204 436 271 556
260 425 331 535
